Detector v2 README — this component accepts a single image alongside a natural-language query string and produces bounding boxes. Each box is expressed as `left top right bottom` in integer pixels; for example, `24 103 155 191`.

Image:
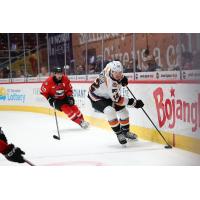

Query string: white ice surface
0 111 200 166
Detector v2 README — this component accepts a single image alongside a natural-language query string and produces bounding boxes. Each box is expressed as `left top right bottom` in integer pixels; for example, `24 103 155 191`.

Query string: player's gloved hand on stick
3 144 25 163
48 97 55 107
120 76 128 86
48 96 75 110
128 98 144 109
65 96 75 106
48 97 61 110
0 128 7 143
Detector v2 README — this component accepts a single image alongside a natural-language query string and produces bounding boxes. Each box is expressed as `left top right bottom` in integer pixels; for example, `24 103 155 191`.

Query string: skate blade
127 138 138 142
120 140 127 146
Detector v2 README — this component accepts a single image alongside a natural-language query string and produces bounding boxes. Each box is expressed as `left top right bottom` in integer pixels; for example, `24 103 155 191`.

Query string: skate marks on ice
0 111 200 166
56 127 90 134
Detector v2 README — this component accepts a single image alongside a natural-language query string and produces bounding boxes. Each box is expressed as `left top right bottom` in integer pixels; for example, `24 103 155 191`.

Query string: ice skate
80 121 90 129
123 131 138 140
116 132 127 145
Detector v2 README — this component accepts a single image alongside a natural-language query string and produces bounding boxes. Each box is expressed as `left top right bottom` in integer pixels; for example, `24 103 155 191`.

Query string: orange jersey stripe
108 119 119 127
120 119 129 125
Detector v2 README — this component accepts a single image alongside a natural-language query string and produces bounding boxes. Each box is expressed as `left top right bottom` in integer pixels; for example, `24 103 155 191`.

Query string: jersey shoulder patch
112 82 118 87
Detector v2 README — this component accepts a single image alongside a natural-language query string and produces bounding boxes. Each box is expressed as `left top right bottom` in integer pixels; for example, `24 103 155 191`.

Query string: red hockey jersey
0 140 8 154
40 75 73 100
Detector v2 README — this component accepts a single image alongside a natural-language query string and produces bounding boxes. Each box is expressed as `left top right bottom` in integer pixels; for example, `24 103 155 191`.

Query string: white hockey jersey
88 65 128 106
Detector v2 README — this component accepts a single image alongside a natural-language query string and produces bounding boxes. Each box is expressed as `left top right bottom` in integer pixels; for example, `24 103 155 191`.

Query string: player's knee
117 107 129 119
70 105 79 113
103 106 117 119
61 104 71 114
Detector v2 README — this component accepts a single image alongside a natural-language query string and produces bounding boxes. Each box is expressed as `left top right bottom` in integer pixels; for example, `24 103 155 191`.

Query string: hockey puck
164 145 172 149
53 135 60 140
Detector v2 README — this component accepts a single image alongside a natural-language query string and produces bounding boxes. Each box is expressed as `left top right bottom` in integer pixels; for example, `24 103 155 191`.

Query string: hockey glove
48 96 74 110
0 127 7 143
3 144 25 163
48 97 62 110
48 97 55 107
128 98 144 109
65 96 75 106
120 76 128 86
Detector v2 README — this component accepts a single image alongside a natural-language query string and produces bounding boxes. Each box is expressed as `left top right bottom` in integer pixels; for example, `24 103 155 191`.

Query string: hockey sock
68 112 82 125
76 110 84 121
120 118 129 132
108 119 121 133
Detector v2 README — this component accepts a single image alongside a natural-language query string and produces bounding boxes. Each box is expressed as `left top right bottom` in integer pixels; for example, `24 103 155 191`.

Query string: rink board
0 81 200 154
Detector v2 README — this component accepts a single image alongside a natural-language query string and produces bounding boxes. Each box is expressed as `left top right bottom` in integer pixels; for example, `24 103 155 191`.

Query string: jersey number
112 89 120 101
90 78 100 92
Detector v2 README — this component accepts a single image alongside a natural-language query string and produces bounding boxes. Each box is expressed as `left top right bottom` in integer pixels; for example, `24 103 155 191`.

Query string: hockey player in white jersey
88 61 144 145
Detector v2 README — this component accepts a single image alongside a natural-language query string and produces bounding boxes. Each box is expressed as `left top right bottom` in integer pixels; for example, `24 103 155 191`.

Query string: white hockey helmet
109 61 123 73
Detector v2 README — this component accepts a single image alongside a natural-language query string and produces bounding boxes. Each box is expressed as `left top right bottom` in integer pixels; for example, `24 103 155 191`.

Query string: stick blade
24 158 35 166
53 135 60 140
164 145 172 149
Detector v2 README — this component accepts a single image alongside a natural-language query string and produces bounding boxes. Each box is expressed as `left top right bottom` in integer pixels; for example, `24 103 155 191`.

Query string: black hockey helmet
53 66 62 73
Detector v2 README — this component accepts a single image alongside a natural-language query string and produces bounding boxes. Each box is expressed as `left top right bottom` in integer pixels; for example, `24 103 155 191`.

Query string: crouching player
88 61 144 145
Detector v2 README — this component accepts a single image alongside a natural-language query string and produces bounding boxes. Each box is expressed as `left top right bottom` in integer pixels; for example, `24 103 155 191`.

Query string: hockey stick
24 158 35 166
52 102 61 140
126 86 172 149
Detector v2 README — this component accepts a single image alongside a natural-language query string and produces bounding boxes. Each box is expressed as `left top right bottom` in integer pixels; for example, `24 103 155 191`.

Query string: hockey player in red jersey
0 127 25 163
88 61 144 145
40 66 89 129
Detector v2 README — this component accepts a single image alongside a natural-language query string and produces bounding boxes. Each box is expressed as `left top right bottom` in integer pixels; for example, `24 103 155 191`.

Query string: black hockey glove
128 98 144 109
65 96 75 106
48 96 75 110
48 97 61 110
3 144 25 163
48 97 55 107
0 127 7 143
120 76 128 86
134 99 144 108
